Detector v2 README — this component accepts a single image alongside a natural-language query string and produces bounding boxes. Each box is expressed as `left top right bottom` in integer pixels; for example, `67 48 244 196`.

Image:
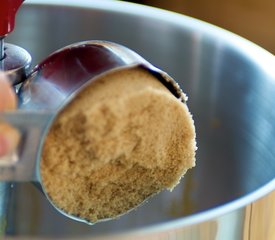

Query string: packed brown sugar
40 67 197 223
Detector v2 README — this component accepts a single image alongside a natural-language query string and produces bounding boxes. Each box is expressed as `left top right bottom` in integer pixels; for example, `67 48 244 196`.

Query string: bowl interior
6 1 275 237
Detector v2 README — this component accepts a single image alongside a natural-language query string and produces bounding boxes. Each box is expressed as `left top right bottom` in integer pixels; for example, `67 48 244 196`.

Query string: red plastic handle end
0 0 24 36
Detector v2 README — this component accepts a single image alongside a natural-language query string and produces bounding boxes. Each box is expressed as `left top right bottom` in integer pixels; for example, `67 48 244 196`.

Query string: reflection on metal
2 43 31 85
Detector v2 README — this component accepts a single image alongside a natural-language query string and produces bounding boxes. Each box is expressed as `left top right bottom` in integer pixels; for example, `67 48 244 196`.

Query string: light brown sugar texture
40 67 196 223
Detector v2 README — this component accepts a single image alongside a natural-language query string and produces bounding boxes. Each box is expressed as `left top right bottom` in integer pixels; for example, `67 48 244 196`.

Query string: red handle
0 0 24 36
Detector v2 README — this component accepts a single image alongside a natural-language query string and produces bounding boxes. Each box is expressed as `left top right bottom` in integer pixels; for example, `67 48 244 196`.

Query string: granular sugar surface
40 67 196 223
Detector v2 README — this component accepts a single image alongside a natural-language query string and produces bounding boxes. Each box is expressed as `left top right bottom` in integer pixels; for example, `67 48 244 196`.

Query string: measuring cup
0 40 185 224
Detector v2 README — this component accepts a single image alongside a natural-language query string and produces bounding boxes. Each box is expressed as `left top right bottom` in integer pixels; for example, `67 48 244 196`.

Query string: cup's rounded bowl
5 0 275 239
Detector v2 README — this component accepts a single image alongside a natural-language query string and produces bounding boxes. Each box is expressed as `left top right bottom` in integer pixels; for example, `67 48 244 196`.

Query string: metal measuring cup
0 40 185 224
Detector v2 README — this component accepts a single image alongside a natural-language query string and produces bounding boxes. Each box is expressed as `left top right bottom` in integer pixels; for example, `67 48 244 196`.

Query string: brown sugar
40 67 196 223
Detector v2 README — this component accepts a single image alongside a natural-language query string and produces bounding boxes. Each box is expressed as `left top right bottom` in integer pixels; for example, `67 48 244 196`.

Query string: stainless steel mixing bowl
4 0 275 239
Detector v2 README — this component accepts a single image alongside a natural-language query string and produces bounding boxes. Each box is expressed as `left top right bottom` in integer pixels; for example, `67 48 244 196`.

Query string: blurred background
124 0 275 54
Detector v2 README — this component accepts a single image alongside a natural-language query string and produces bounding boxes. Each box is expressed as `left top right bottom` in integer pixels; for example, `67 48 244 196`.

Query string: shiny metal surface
19 40 183 111
4 0 275 239
1 43 32 85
